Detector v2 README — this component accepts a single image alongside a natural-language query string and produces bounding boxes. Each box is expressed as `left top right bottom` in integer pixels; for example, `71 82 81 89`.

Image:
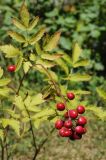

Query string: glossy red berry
67 92 75 100
77 105 85 114
7 65 16 72
59 127 66 137
77 116 87 126
64 120 73 128
64 129 72 137
55 120 64 130
72 132 82 140
69 109 78 119
83 127 87 134
75 126 84 134
56 103 65 111
64 110 78 119
64 111 69 118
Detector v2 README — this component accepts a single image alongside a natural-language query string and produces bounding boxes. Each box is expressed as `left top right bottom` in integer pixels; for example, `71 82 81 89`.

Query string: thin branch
32 127 55 160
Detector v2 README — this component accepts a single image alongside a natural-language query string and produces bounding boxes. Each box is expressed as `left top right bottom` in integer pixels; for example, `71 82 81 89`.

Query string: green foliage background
0 0 106 160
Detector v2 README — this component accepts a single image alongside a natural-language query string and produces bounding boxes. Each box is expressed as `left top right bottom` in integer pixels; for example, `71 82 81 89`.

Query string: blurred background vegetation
0 0 106 160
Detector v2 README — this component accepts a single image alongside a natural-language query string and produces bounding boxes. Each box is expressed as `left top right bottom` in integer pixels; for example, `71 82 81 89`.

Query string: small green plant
0 1 106 160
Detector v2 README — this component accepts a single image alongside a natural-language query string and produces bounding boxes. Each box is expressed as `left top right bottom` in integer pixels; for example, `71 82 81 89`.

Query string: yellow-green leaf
0 67 3 78
0 129 4 141
23 61 32 73
86 106 106 121
55 59 69 74
14 95 25 110
28 16 39 30
0 78 11 87
15 56 23 72
32 108 55 120
31 93 45 106
20 2 29 27
29 54 36 61
67 90 91 95
0 87 10 97
12 18 26 30
2 119 20 136
63 52 73 65
36 59 56 68
96 87 106 100
64 73 91 81
8 31 25 43
41 54 63 61
44 32 61 51
0 45 21 58
35 42 43 55
72 43 82 63
30 28 46 45
73 59 90 68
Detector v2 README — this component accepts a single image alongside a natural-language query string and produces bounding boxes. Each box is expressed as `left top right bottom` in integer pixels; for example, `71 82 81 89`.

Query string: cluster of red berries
55 92 87 140
7 65 16 72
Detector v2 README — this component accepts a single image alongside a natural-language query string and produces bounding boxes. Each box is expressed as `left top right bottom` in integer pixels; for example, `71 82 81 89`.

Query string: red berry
64 110 78 119
83 127 87 134
64 111 69 118
72 132 82 140
75 126 84 134
77 105 85 114
59 127 66 137
67 92 75 100
56 103 65 111
7 65 16 72
77 116 87 126
55 120 64 130
64 129 72 137
64 120 73 128
70 109 78 119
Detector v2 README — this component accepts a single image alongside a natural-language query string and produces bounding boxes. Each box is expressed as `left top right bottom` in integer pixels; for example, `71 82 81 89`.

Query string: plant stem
1 140 4 160
24 104 37 151
32 128 55 160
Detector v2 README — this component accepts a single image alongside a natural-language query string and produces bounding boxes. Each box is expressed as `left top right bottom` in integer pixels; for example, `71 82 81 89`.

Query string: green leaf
73 59 90 68
64 73 91 81
86 106 106 121
0 87 10 97
2 119 20 136
60 36 71 50
20 1 29 27
35 42 43 55
0 67 3 78
8 31 26 43
0 45 21 58
0 129 4 141
33 117 46 129
41 54 63 61
72 43 82 64
67 90 91 95
32 108 55 120
96 87 106 100
0 109 20 119
29 54 36 61
55 59 69 74
30 93 45 106
28 16 39 30
36 59 56 68
0 78 11 87
30 28 46 45
62 52 72 65
44 32 61 51
14 95 25 110
23 61 32 73
12 18 26 30
15 56 23 72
